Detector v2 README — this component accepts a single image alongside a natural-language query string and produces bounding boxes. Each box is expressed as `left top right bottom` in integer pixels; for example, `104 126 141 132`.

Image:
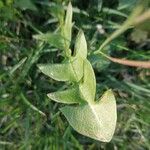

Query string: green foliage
33 33 65 50
61 90 116 142
47 87 84 104
74 30 87 59
78 59 96 103
0 0 17 20
61 2 73 51
38 3 117 142
118 0 137 10
1 0 150 149
14 0 37 11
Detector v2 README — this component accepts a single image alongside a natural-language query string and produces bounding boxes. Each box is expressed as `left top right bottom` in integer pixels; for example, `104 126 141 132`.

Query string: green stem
20 93 46 117
94 4 144 54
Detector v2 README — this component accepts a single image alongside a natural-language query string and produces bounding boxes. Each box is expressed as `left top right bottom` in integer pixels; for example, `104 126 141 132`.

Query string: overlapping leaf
47 87 85 104
38 3 117 142
38 31 87 83
38 58 83 82
60 90 117 142
33 33 65 50
74 30 87 59
79 59 96 103
61 2 73 49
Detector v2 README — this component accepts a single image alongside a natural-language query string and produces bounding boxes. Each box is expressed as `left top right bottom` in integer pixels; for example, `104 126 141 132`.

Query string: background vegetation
0 0 150 149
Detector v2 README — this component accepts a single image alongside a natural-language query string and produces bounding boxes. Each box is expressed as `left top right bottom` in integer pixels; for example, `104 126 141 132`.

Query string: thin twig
133 9 150 25
97 51 150 69
109 57 150 69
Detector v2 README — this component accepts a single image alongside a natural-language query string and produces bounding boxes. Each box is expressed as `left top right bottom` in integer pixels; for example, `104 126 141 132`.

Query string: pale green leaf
33 33 65 50
74 30 87 59
38 58 84 82
47 87 85 104
38 63 76 82
103 8 128 18
62 2 73 49
70 57 84 82
79 59 96 103
118 0 138 10
60 90 117 142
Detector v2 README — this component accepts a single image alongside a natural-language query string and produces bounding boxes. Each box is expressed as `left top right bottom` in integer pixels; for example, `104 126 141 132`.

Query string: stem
97 52 150 69
133 9 150 25
96 5 143 52
108 57 150 69
94 4 150 69
94 4 150 54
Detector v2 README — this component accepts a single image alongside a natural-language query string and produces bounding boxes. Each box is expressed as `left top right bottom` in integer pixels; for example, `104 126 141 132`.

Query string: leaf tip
47 93 54 99
68 2 72 10
37 64 43 71
106 89 115 99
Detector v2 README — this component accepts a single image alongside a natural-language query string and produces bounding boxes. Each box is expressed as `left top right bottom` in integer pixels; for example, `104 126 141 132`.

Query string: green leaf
118 0 138 11
79 59 96 103
47 87 85 104
14 0 37 11
61 2 73 49
102 8 128 18
38 63 76 82
60 90 117 142
70 57 84 82
33 33 65 50
49 4 64 23
9 57 27 75
38 57 84 82
74 30 87 59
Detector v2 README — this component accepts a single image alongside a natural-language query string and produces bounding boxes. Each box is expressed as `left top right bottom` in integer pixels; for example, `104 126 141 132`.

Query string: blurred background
0 0 150 149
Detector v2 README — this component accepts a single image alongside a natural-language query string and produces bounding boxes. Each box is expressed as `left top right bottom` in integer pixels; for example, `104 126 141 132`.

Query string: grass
0 0 150 149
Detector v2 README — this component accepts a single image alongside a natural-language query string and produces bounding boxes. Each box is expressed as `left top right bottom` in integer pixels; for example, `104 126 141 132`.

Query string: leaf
49 4 64 23
38 57 84 82
102 8 128 18
61 2 73 49
60 90 117 142
70 57 84 82
74 30 87 59
118 0 137 11
79 59 96 103
38 63 76 82
98 0 103 12
33 33 65 50
14 0 37 11
9 57 27 75
47 87 85 104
